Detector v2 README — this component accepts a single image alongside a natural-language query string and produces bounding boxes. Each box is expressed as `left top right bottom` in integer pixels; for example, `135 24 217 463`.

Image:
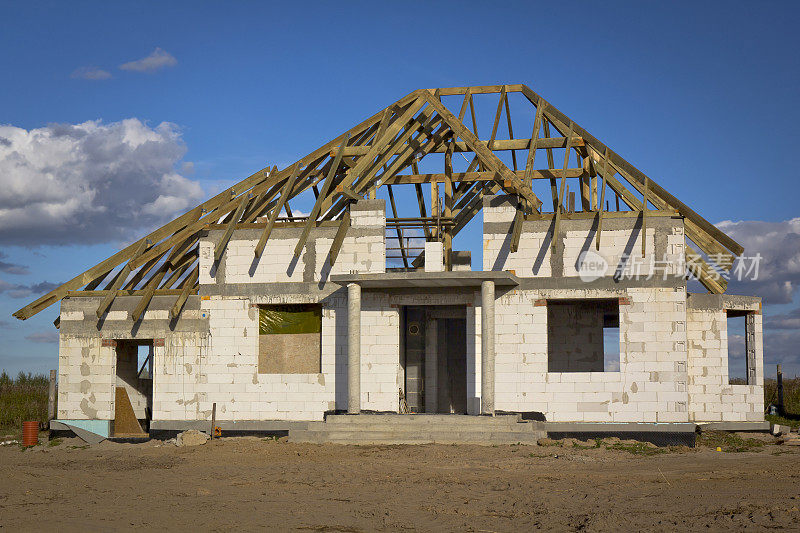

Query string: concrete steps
289 414 546 445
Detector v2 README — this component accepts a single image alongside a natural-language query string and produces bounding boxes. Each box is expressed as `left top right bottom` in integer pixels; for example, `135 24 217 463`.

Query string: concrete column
347 283 361 414
480 280 495 415
424 317 438 413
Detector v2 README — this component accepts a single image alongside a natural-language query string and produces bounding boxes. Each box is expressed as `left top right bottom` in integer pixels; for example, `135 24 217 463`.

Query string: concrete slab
696 421 771 432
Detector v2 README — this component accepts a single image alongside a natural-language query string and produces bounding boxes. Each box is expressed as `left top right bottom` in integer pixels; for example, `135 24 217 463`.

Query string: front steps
288 414 546 445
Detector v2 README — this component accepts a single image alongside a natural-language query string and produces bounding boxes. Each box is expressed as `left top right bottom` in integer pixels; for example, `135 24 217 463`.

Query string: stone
176 430 209 447
771 424 783 436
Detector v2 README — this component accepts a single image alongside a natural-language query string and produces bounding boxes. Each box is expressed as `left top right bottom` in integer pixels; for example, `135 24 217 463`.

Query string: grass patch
48 438 62 447
697 430 766 452
765 414 800 431
605 442 667 456
0 371 49 434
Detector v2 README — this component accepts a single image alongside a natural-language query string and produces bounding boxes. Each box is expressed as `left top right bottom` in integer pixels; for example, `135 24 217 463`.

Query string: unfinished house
16 84 765 445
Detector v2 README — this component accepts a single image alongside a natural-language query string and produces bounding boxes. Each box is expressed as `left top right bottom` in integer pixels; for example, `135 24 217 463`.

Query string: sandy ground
1 434 799 532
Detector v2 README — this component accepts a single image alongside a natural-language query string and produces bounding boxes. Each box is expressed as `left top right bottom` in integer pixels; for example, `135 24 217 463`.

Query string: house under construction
16 84 766 444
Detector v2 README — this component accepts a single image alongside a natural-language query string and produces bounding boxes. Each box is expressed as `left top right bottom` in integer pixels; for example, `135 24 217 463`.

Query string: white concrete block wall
491 287 690 422
686 308 764 422
57 335 115 420
150 293 399 422
199 203 386 285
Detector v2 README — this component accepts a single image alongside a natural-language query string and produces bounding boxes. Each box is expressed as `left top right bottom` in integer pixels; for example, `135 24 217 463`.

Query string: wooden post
210 402 217 440
777 364 784 415
47 369 57 422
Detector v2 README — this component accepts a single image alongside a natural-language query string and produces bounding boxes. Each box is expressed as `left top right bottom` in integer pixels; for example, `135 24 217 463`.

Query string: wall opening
114 339 152 437
547 299 621 373
726 309 755 385
258 304 322 374
400 306 467 414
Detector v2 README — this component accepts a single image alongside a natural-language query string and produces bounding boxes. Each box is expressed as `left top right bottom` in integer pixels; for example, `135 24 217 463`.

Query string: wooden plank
386 185 408 268
443 138 454 269
214 195 249 262
254 163 299 258
642 175 649 257
686 246 728 294
519 84 743 256
329 97 427 204
503 90 518 171
596 147 609 250
131 266 168 322
170 267 199 319
414 182 431 240
552 122 574 252
421 91 542 211
523 100 544 213
294 134 350 259
328 211 351 267
332 136 585 156
510 208 523 253
95 239 150 318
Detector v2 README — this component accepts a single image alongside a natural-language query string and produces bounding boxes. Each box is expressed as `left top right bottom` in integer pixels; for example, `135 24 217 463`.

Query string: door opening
113 339 153 437
401 306 467 414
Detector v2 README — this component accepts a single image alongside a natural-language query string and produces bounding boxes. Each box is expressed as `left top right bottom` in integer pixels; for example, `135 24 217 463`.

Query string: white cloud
0 251 28 275
0 119 203 245
119 48 177 73
25 331 58 344
717 218 800 304
0 279 60 298
70 66 112 80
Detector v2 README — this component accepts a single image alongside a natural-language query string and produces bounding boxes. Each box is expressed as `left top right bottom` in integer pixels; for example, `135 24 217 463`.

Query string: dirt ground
1 433 799 532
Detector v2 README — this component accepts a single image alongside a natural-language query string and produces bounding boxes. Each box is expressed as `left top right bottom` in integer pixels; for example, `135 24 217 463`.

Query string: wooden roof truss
14 84 742 322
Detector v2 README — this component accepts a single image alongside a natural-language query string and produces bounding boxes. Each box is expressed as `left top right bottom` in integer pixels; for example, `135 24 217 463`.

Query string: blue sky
1 1 799 377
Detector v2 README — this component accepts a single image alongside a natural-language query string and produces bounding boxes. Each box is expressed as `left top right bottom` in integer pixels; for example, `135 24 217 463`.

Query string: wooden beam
523 100 544 213
328 211 351 267
596 147 608 250
519 84 743 256
294 134 349 259
386 185 408 268
170 267 199 319
331 136 585 157
131 267 168 322
95 239 150 318
254 163 299 258
510 208 523 253
414 182 431 240
214 195 249 263
552 122 574 252
421 91 542 211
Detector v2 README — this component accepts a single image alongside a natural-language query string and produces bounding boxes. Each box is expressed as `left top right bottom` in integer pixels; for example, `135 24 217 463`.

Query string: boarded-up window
258 304 321 374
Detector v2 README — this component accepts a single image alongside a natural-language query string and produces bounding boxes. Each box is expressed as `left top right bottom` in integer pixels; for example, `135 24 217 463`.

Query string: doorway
401 306 467 414
113 340 153 437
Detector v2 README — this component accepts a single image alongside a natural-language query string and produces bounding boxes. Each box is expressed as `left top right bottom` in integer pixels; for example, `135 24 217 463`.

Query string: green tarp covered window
258 304 322 374
259 304 322 335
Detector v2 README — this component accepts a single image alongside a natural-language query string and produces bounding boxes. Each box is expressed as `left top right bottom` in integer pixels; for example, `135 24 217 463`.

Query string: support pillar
425 317 438 413
347 283 361 414
481 280 495 415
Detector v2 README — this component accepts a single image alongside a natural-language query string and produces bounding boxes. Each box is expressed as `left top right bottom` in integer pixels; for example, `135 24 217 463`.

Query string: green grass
696 430 766 452
0 371 49 435
764 376 800 430
604 442 668 455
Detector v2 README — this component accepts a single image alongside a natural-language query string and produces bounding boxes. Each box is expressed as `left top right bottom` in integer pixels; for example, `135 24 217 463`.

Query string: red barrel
22 421 39 447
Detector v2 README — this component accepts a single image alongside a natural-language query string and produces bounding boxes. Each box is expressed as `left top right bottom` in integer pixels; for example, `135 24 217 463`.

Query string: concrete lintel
330 270 519 289
687 293 762 312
